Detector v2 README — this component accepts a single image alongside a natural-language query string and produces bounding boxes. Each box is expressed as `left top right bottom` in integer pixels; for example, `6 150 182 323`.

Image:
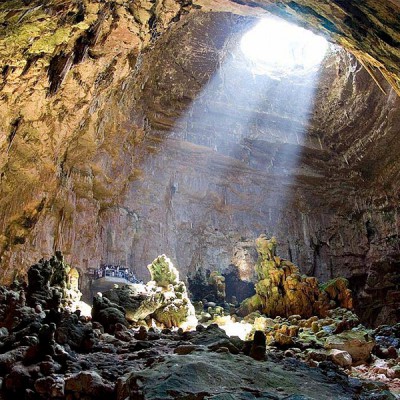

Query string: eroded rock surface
27 251 82 310
239 236 353 318
93 254 197 331
123 351 364 400
0 2 399 329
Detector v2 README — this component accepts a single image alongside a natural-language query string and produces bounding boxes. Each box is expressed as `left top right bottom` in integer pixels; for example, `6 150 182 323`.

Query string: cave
0 1 400 399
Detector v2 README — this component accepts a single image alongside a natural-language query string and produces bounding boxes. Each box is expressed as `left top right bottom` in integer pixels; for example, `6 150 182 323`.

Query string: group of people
94 264 142 284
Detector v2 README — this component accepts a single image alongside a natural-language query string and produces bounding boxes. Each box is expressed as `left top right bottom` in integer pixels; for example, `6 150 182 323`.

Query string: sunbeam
113 14 331 281
164 16 329 262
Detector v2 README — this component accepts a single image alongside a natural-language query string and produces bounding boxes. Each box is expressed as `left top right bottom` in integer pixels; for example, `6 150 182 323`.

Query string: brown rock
325 331 375 363
34 376 65 398
328 349 352 368
250 330 266 361
65 371 114 398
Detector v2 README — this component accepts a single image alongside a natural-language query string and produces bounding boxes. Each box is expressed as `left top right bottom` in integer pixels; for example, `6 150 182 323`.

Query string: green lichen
0 2 92 68
319 277 349 293
29 27 72 55
0 0 27 12
298 331 325 347
153 300 189 328
239 294 263 316
147 254 179 288
0 7 54 63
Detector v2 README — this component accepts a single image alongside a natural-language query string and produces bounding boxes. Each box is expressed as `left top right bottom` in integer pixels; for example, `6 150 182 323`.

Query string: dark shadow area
223 265 255 303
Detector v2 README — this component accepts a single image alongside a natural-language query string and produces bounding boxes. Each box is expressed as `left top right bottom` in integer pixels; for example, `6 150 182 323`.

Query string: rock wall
0 3 399 325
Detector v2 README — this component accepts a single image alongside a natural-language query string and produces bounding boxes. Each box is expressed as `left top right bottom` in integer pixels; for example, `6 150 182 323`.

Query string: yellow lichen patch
0 8 59 63
0 1 99 70
29 27 72 55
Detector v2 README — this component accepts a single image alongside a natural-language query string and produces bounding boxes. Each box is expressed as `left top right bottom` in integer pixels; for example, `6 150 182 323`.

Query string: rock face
0 1 399 327
239 236 353 318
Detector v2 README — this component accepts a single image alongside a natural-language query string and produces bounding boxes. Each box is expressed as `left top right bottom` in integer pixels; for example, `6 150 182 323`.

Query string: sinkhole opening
241 16 329 77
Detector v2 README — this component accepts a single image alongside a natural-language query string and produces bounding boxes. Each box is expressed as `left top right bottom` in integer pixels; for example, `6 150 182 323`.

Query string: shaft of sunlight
122 14 330 278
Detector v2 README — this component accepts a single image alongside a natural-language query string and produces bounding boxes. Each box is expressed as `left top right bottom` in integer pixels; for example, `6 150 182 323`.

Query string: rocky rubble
0 254 399 399
238 308 374 364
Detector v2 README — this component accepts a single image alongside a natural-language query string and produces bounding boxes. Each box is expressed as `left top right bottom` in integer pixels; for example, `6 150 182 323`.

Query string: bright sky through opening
241 16 329 76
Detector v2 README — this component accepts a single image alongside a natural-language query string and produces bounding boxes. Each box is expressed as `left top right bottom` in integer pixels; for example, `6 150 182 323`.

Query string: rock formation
188 268 228 304
0 256 399 399
93 254 197 331
0 1 399 327
26 251 82 311
239 235 353 318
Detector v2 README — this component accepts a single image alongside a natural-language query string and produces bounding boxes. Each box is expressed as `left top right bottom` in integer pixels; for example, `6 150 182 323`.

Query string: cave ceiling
1 0 399 93
196 0 400 96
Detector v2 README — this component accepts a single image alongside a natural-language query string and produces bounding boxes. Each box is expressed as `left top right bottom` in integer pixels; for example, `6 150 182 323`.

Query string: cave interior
0 0 400 399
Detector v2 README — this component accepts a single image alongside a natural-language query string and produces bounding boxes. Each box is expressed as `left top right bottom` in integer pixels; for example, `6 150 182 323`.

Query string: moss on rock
147 254 179 288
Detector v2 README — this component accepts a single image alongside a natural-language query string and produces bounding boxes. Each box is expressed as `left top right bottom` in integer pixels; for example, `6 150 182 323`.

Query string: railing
94 267 141 283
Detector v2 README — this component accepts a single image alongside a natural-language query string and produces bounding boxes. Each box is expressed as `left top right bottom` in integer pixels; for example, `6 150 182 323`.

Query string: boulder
65 371 114 399
100 284 147 321
306 349 328 362
0 347 28 374
4 364 32 394
91 295 129 333
34 376 65 398
328 349 352 368
325 330 375 363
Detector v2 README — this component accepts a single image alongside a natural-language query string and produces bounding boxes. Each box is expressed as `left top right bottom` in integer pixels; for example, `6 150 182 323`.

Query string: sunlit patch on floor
212 315 253 340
